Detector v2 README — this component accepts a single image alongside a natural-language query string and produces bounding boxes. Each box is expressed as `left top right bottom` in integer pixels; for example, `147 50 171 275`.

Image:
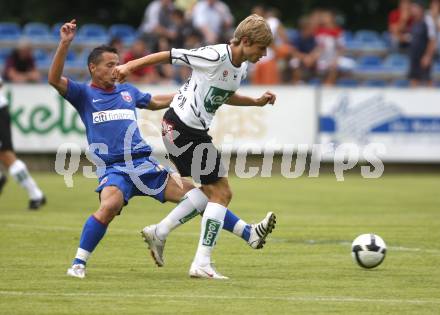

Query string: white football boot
67 264 86 279
189 262 229 280
141 225 166 267
248 212 277 249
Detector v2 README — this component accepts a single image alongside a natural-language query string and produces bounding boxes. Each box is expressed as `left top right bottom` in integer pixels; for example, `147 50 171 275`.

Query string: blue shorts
95 156 169 205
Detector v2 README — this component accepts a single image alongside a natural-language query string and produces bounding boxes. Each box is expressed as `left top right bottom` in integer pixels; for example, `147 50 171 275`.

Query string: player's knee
0 150 16 166
181 178 195 193
202 180 232 205
211 185 232 205
221 186 233 204
96 202 121 223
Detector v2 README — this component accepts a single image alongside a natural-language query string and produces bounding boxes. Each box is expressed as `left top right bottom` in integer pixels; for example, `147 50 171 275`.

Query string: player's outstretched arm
227 91 276 107
112 51 170 83
148 93 176 111
48 19 77 96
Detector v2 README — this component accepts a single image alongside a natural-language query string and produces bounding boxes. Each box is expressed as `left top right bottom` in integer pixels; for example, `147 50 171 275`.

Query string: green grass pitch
1 172 439 314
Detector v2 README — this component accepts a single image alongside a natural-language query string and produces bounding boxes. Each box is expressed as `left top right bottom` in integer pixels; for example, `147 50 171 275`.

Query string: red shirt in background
388 9 413 30
123 52 156 78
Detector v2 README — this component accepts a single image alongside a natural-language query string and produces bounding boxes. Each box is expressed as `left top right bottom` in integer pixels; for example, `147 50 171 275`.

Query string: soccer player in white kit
0 76 46 209
113 14 276 279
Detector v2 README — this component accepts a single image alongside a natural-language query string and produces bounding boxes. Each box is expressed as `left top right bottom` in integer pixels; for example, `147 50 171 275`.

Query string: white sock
194 202 227 266
155 188 208 240
232 219 247 237
75 248 91 264
9 160 43 200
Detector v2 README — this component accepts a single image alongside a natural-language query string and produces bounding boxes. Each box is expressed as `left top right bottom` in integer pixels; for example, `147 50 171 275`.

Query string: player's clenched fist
256 91 276 106
112 64 130 83
60 19 77 43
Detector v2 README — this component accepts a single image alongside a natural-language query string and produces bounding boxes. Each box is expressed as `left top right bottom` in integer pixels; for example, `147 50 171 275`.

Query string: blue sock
223 209 239 232
223 209 251 241
242 225 251 241
73 215 107 265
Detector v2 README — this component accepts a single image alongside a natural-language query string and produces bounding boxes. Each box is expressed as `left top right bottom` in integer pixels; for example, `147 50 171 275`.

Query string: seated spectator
170 8 200 48
123 39 160 84
314 10 354 85
266 8 293 59
388 0 414 50
192 0 234 44
407 0 437 86
3 40 41 83
155 36 176 84
175 29 204 83
250 7 282 85
427 0 440 50
291 16 320 84
175 0 197 16
138 0 176 50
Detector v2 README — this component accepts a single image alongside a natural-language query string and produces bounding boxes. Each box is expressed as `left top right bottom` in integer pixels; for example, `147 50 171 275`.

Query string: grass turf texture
0 173 439 314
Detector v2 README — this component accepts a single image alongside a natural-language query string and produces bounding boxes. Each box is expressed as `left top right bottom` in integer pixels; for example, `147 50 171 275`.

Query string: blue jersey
64 79 152 165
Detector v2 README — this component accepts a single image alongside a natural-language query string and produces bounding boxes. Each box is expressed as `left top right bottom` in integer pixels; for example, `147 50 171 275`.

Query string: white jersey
0 94 7 108
170 44 248 130
0 76 7 108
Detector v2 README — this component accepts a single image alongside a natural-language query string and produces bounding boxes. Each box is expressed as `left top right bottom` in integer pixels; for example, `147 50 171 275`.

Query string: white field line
267 238 440 254
0 290 439 305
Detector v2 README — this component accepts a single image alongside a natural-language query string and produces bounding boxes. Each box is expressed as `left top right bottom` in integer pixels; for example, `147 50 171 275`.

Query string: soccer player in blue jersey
49 20 275 279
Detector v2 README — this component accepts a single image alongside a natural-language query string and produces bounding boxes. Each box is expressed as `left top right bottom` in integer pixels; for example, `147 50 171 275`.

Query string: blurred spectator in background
388 0 414 50
428 0 440 21
251 4 266 17
426 0 440 50
192 0 234 45
139 0 176 50
123 39 160 84
108 37 125 58
314 9 354 85
250 6 282 85
290 16 320 84
170 8 200 48
155 36 176 84
266 8 294 82
3 40 41 83
407 0 437 86
175 0 197 17
175 28 204 84
167 9 204 83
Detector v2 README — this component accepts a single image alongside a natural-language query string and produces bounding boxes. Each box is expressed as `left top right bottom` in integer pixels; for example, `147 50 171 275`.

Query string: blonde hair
231 14 273 47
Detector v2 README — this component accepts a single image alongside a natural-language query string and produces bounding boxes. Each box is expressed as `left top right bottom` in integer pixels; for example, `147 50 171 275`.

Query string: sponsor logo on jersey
204 86 234 113
233 73 238 80
221 54 227 61
202 218 221 247
120 91 133 102
92 109 136 124
219 70 229 82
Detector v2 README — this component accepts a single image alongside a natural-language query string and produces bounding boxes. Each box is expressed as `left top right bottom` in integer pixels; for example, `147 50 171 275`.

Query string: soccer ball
351 234 387 269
